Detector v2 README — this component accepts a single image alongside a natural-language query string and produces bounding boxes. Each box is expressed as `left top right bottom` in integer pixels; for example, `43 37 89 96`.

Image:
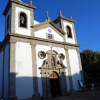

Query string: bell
21 16 24 24
21 20 24 24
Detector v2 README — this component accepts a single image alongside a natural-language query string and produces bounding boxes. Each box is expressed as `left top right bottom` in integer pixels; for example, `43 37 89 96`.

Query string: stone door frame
40 68 67 99
38 49 67 99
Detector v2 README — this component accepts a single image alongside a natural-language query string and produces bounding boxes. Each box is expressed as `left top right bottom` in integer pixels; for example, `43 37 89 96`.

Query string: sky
0 0 100 52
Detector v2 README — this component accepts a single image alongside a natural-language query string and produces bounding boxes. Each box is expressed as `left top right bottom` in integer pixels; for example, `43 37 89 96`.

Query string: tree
80 49 100 83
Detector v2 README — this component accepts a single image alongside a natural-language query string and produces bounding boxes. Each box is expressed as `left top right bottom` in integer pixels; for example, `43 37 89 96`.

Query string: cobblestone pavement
48 89 100 100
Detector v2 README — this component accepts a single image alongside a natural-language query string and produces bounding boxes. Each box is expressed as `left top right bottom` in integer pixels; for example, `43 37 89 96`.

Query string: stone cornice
11 33 79 46
3 0 36 15
54 16 75 23
0 33 80 51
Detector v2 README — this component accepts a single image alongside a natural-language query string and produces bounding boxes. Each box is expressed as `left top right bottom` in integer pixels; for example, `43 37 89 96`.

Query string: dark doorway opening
50 71 60 97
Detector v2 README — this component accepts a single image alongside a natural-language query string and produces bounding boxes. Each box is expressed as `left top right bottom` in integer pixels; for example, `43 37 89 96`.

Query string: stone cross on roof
30 0 32 5
45 11 49 19
59 10 62 16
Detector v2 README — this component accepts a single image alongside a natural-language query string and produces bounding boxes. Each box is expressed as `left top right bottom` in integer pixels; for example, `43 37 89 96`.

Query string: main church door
49 72 60 96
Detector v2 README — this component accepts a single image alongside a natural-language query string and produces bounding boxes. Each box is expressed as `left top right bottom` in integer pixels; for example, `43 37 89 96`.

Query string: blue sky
0 0 100 52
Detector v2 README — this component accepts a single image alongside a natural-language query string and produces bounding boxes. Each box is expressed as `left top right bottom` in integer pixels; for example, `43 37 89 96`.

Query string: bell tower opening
49 71 60 97
20 12 27 28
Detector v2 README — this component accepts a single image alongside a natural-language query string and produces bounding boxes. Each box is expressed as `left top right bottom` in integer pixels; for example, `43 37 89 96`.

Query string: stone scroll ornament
38 51 48 69
57 53 66 68
58 53 65 60
38 51 46 59
38 51 66 68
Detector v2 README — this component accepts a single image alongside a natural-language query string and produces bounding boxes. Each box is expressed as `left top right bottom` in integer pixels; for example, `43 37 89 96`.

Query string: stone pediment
33 21 66 42
33 21 66 35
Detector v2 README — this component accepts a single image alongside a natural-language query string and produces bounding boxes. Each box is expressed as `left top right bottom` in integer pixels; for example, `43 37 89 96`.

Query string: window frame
46 33 54 40
66 26 72 38
18 12 28 28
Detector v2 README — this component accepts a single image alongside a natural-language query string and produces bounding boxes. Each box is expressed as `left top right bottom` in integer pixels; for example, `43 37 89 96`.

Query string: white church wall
5 8 11 36
4 44 10 99
34 27 63 42
15 42 33 99
68 49 81 91
15 7 31 36
34 20 40 25
36 45 69 95
0 51 3 98
63 21 75 44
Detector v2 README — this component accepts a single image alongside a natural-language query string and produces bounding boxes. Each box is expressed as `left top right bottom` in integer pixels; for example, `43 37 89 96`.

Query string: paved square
48 89 100 100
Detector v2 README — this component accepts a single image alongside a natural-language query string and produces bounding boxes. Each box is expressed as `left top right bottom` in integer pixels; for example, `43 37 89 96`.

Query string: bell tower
3 0 36 36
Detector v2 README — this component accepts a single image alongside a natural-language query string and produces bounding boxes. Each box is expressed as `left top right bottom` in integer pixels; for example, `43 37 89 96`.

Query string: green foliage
81 49 100 82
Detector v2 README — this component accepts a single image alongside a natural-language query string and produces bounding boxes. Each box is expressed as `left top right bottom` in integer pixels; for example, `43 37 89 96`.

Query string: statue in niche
51 56 55 67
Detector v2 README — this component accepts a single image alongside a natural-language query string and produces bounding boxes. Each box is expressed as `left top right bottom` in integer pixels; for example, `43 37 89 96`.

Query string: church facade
0 0 84 100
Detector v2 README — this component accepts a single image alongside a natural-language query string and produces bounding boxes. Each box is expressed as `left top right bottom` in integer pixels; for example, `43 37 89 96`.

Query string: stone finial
70 16 72 20
59 10 62 17
45 11 49 19
30 0 32 5
45 11 50 21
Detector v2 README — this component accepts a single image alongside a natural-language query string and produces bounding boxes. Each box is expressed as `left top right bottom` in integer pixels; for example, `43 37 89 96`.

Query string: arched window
20 12 27 28
7 15 9 31
66 26 72 38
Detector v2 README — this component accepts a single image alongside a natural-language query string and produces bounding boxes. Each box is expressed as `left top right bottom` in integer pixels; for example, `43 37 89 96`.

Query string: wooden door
50 72 60 96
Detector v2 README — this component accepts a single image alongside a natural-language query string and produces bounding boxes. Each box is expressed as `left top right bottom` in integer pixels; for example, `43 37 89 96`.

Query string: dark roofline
49 21 66 35
3 0 36 15
54 16 75 23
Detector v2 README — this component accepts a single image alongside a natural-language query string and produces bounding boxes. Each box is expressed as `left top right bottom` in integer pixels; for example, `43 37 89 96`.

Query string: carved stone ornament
58 53 65 61
38 50 67 69
38 51 46 59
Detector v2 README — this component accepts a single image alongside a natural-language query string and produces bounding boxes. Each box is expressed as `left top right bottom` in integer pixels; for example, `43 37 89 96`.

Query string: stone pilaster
41 71 47 100
60 19 66 42
30 9 34 36
65 48 74 93
76 48 84 84
31 43 41 100
1 48 5 98
63 72 68 94
11 3 16 33
60 70 67 95
61 19 64 31
8 39 17 100
59 71 67 95
72 23 77 44
46 72 52 99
